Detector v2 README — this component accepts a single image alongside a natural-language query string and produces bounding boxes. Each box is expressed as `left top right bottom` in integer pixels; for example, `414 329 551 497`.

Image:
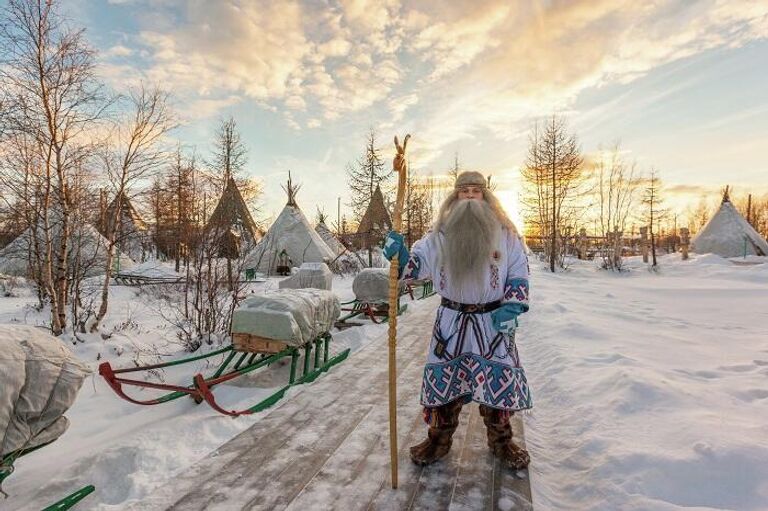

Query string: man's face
457 185 484 201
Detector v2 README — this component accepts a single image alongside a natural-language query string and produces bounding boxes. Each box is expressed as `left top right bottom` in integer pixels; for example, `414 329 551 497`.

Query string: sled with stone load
0 325 95 509
335 268 410 327
99 288 349 417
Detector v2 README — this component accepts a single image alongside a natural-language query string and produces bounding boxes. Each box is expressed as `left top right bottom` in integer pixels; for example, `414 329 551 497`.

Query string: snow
1 254 767 510
523 253 768 510
116 260 180 279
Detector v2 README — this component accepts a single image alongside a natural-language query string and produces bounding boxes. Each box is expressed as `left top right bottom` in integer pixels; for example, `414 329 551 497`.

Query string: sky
62 0 768 228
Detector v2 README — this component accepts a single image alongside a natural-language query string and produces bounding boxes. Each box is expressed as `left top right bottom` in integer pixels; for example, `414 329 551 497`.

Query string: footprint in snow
730 388 768 402
717 363 756 373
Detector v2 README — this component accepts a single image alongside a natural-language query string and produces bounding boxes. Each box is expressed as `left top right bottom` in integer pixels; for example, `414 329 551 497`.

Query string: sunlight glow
495 189 525 233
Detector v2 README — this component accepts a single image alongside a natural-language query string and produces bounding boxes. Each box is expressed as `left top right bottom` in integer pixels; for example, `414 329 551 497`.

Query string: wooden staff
387 133 410 489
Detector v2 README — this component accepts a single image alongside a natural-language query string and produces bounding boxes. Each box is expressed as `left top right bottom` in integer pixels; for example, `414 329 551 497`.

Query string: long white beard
441 199 500 292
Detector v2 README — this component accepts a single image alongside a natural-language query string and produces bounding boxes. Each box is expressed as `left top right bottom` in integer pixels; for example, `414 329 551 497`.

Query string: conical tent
206 177 260 258
0 222 135 277
101 192 150 261
246 173 335 274
692 188 768 258
355 184 391 249
102 193 148 234
314 211 345 256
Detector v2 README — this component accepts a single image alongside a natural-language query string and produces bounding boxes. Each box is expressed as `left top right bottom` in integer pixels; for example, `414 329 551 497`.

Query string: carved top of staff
391 135 410 231
393 134 410 175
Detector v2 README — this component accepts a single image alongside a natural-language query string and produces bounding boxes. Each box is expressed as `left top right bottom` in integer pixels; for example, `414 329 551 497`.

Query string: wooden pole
387 134 410 489
680 227 690 260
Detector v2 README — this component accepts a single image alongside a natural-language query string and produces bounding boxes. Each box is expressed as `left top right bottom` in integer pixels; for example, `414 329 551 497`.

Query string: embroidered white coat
403 225 532 411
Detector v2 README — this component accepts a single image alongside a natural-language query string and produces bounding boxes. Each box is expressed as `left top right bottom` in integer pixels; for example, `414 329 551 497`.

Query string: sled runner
99 334 348 416
1 443 95 510
336 296 408 325
405 278 435 300
99 289 349 417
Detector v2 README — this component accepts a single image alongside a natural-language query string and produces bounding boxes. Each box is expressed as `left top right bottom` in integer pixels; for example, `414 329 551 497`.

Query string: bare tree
89 84 175 332
403 167 434 248
594 143 641 271
448 151 461 184
346 128 391 219
642 170 665 268
685 195 713 235
734 192 768 239
205 116 262 217
155 171 255 351
0 0 108 334
521 115 585 272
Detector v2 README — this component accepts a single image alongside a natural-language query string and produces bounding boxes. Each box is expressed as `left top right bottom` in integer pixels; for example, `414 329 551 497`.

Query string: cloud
103 44 134 57
93 0 768 158
666 184 716 195
399 0 768 171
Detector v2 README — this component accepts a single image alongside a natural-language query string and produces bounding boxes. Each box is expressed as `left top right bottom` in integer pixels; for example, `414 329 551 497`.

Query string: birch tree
90 84 175 332
0 0 108 334
594 143 640 271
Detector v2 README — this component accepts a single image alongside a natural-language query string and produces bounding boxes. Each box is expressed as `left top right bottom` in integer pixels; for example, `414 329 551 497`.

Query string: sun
495 189 525 233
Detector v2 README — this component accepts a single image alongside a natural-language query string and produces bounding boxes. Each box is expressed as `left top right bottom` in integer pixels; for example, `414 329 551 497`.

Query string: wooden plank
492 415 533 510
364 412 427 511
448 405 496 510
166 405 372 510
283 336 428 511
128 296 534 511
405 407 471 510
231 332 288 354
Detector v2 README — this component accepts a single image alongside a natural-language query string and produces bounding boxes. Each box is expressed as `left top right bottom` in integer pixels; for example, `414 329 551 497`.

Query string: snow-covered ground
524 254 768 510
2 254 767 510
1 268 396 510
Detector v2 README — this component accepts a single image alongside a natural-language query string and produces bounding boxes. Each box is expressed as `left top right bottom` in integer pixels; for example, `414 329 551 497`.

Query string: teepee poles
387 134 410 489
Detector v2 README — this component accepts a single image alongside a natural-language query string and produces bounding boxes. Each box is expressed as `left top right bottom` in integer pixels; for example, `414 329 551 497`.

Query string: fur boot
479 405 530 469
409 399 463 466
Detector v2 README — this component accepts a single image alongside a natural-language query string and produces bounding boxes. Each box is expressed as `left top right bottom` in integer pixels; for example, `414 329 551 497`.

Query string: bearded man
383 170 531 469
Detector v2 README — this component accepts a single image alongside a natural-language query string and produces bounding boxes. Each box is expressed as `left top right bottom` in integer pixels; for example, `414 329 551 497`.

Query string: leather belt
440 298 501 314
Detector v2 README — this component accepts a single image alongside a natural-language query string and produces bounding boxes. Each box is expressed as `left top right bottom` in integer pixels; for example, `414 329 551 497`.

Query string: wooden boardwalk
129 297 533 510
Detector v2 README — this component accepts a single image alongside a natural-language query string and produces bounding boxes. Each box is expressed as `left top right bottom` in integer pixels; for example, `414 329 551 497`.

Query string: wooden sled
335 295 408 328
405 278 435 300
99 332 349 417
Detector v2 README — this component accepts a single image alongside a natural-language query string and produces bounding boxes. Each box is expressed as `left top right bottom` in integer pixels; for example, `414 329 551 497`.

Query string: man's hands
383 231 409 267
491 303 524 334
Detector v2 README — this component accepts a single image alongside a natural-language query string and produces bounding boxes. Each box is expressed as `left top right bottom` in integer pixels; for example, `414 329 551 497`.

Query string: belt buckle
465 304 478 313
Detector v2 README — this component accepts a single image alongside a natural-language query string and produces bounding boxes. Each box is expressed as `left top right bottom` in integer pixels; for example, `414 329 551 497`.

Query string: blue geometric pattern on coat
421 354 533 411
504 278 530 312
